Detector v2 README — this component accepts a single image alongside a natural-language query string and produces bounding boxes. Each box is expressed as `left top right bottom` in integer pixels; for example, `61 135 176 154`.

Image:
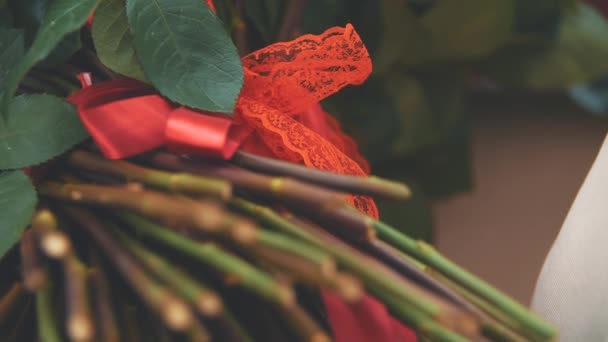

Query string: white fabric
532 134 608 342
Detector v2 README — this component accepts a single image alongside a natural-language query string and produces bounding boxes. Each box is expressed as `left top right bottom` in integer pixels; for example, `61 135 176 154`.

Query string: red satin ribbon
67 78 249 160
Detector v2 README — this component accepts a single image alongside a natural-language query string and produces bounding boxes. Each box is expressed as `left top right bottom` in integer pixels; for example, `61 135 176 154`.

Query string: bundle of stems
0 149 556 342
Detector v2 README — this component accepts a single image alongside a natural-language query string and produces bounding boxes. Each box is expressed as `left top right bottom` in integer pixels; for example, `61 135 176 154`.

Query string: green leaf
126 0 243 114
7 0 47 44
8 0 82 66
92 0 145 81
41 30 82 66
420 0 514 61
384 72 438 156
322 77 403 165
0 28 24 91
375 0 430 72
481 3 608 89
0 6 14 28
0 170 37 259
1 0 98 112
0 94 89 169
512 0 563 39
382 68 465 157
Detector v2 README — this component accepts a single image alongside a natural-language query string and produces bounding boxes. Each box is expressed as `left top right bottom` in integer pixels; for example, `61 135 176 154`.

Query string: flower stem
187 318 212 342
150 153 376 241
30 210 72 259
367 239 482 315
87 267 121 342
68 150 232 200
20 229 46 291
215 309 255 342
62 206 195 332
257 230 335 277
40 182 228 235
230 198 475 334
62 255 95 342
36 268 62 342
427 269 528 342
373 220 556 341
0 282 25 324
114 229 224 317
233 150 411 200
117 213 295 308
280 304 331 342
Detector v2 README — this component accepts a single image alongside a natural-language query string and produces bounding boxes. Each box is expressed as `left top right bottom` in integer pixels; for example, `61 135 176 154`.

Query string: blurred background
216 0 608 304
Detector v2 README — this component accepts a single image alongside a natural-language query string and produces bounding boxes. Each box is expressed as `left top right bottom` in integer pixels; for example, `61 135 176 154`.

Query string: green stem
379 295 470 342
373 220 556 341
427 269 528 342
257 230 334 276
114 229 224 317
280 304 331 342
31 209 72 259
20 229 46 291
117 213 295 308
36 270 62 342
188 319 211 342
62 206 195 332
68 150 232 200
230 199 472 332
40 182 228 235
62 255 95 342
218 308 255 342
88 267 121 342
233 150 411 200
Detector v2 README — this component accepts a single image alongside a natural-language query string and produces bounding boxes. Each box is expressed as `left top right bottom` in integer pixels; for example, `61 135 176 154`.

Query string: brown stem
280 212 479 336
150 153 344 207
30 210 72 259
40 182 227 234
20 229 47 291
121 305 142 342
117 213 296 308
88 267 120 342
254 246 331 281
149 153 374 241
0 282 25 324
367 240 483 316
115 230 224 317
68 150 232 201
62 256 95 342
188 319 212 342
233 150 411 200
280 304 331 342
61 206 194 332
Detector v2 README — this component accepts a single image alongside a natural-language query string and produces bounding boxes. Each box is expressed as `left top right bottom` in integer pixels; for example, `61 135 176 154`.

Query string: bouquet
0 0 556 341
